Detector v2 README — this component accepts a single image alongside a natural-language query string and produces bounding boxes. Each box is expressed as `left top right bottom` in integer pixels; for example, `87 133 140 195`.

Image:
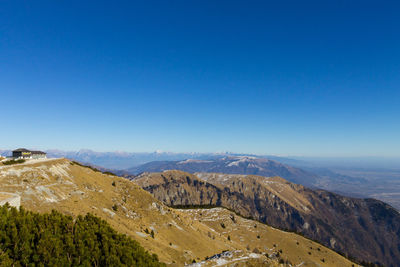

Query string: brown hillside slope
0 159 357 266
135 171 400 267
182 207 355 267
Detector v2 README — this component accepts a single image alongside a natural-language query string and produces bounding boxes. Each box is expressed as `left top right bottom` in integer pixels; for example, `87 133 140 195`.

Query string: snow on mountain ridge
177 159 214 164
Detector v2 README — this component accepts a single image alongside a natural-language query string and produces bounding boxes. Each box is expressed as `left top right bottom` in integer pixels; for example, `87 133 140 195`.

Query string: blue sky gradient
1 1 399 156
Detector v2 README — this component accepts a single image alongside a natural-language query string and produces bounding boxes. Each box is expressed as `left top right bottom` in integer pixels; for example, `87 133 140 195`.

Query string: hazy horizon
3 147 400 161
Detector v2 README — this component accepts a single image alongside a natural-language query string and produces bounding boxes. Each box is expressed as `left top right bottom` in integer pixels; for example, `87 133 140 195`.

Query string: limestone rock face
0 192 21 208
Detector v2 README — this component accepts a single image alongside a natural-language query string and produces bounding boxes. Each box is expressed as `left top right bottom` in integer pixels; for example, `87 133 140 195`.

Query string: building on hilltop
12 148 46 159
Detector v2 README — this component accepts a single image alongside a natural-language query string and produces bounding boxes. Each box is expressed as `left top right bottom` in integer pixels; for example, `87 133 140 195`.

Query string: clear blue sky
1 1 399 156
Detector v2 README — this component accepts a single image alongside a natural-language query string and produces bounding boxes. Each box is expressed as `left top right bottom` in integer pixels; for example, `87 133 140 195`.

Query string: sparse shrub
112 181 116 186
71 161 118 177
150 230 155 239
104 171 117 176
279 258 284 264
220 222 226 229
2 159 25 165
227 235 231 241
257 235 260 239
112 204 118 211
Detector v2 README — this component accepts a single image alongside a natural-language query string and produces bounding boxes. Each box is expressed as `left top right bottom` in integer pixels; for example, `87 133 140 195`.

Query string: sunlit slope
0 159 233 265
0 159 357 266
181 208 355 267
136 170 400 266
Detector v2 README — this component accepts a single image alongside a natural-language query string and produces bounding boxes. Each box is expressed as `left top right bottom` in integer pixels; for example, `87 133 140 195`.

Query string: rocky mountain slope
182 207 355 267
135 171 400 266
129 156 319 186
0 159 357 266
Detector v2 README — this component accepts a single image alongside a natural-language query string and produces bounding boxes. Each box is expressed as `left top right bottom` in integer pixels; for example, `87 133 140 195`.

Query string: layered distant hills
127 156 400 211
0 149 264 169
128 156 320 187
2 149 400 209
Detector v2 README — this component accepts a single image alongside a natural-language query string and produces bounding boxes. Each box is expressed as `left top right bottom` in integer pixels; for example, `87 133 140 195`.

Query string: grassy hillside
136 170 399 266
181 207 356 266
0 159 358 266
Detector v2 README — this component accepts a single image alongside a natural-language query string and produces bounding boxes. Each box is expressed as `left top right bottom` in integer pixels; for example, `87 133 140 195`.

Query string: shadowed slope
135 171 400 266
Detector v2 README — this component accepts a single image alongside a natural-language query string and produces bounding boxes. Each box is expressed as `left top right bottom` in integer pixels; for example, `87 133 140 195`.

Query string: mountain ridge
129 156 320 187
134 170 400 266
0 158 357 266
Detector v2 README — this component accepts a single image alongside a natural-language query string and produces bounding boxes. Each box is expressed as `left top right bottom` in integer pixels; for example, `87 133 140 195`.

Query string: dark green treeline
0 204 164 267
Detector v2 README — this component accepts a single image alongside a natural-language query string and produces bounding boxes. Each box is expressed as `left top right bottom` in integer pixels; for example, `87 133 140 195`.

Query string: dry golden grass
197 173 314 213
0 159 358 266
181 208 356 266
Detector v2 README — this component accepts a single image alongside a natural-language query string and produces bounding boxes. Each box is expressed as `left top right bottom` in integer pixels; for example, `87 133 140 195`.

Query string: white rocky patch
102 208 115 217
330 238 336 248
49 163 70 177
35 185 60 203
169 219 183 231
186 250 262 267
150 202 167 215
178 159 214 164
135 232 147 238
0 167 34 177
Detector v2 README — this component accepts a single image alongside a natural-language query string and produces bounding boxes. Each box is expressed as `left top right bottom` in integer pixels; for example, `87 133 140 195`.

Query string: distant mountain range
129 156 320 187
0 149 299 170
127 156 400 210
0 149 223 169
2 149 399 209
